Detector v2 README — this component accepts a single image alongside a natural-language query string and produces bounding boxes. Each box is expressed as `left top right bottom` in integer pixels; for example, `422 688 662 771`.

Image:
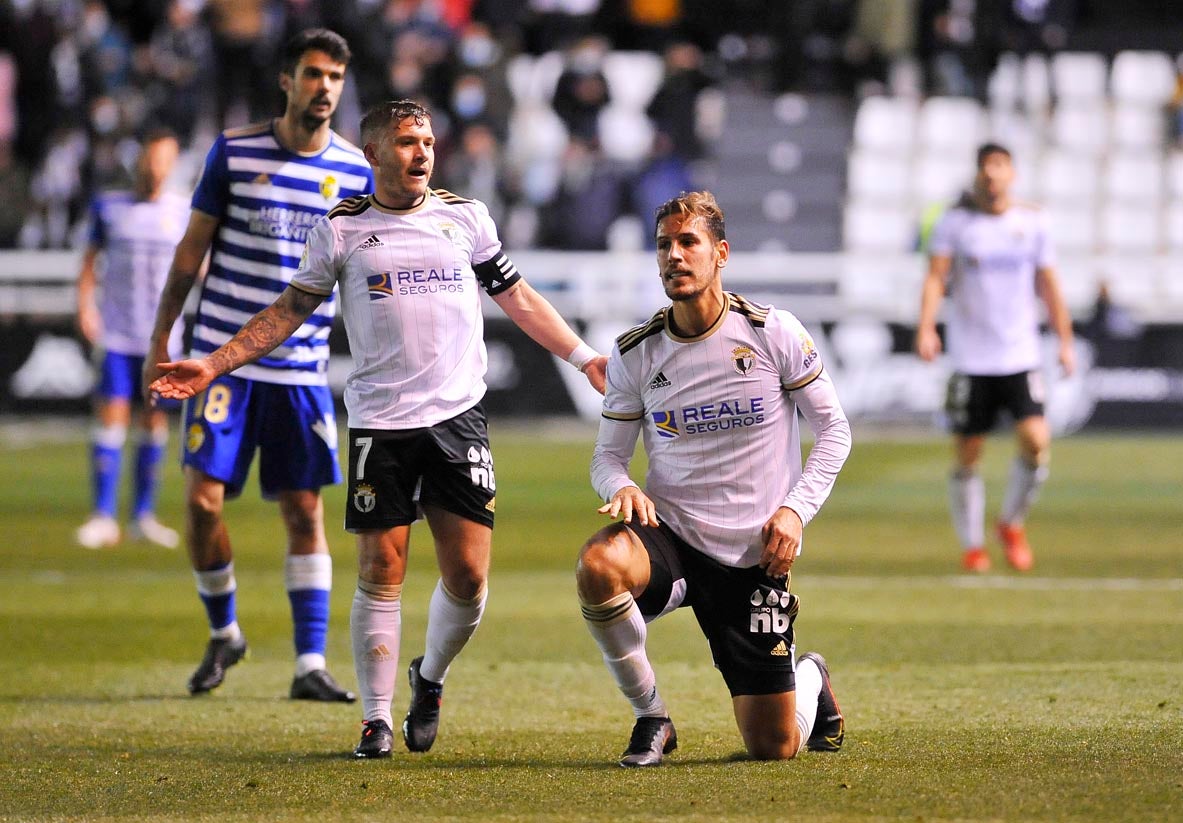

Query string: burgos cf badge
651 411 679 439
320 175 339 200
731 345 755 375
799 331 818 370
438 221 459 243
353 483 376 513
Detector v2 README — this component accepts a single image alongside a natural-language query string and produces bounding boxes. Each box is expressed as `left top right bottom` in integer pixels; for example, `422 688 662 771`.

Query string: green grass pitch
1 421 1180 821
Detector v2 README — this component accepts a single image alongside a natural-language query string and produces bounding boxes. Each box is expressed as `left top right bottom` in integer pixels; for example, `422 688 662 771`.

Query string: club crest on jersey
651 411 679 438
438 221 459 243
367 272 395 300
320 175 339 200
186 423 205 453
731 345 755 375
353 483 376 513
799 331 818 369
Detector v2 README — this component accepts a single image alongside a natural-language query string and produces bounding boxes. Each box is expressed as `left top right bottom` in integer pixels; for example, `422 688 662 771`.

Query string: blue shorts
98 351 179 409
181 374 341 499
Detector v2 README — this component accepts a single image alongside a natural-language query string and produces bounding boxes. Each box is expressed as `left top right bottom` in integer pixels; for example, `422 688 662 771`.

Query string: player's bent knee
744 729 800 761
576 524 634 587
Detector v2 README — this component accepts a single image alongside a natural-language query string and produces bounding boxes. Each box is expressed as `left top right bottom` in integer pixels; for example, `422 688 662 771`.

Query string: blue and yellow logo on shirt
320 175 339 200
367 272 395 300
651 411 679 439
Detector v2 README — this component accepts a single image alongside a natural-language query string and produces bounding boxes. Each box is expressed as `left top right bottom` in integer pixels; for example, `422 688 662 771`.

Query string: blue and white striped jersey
89 189 190 357
190 122 372 385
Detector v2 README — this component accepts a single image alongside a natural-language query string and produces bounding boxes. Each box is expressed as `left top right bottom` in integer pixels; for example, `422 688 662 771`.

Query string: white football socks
418 579 487 684
1000 457 1048 526
581 591 668 719
948 468 986 549
794 655 823 754
351 581 402 726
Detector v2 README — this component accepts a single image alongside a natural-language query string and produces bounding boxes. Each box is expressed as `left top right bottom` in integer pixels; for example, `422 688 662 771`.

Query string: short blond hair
653 190 726 242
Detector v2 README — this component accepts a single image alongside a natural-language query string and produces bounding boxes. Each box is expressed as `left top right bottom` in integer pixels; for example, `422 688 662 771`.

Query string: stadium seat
917 96 985 154
1021 52 1053 112
987 53 1022 111
1163 201 1183 250
601 51 665 111
1053 258 1099 315
987 109 1043 161
1110 103 1169 151
1096 254 1161 312
596 105 654 165
1103 153 1164 204
1099 203 1162 252
1051 52 1108 104
1110 50 1177 106
1045 204 1097 254
505 51 565 106
1166 152 1183 200
1159 256 1183 307
1038 150 1100 207
842 202 916 253
1050 105 1109 155
846 149 911 204
852 96 916 155
913 154 975 206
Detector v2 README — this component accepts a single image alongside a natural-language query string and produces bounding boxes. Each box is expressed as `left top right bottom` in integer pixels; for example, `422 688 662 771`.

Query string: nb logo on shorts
749 588 798 634
353 482 376 513
467 445 495 492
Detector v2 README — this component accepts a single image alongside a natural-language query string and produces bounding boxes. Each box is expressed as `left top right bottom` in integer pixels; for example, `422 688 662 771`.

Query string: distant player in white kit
576 191 851 766
75 128 189 550
149 99 608 759
916 143 1075 573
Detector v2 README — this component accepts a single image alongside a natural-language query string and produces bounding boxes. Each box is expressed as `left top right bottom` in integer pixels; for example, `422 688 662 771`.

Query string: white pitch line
802 575 1183 592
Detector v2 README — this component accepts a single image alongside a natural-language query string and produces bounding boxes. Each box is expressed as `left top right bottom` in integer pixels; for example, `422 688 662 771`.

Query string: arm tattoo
208 287 325 376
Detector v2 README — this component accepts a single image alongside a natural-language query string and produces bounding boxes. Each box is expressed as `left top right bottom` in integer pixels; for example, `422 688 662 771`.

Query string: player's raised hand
598 485 659 527
150 358 217 400
582 354 609 394
760 506 803 579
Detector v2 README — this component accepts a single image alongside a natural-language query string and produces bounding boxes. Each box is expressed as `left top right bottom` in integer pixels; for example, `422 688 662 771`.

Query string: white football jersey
929 201 1056 375
592 293 850 568
291 189 519 429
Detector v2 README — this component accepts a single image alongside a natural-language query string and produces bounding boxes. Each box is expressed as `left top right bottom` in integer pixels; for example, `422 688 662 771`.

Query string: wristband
566 341 598 372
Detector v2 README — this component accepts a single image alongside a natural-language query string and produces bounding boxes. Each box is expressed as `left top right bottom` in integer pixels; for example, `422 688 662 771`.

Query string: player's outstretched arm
150 284 326 399
491 280 606 393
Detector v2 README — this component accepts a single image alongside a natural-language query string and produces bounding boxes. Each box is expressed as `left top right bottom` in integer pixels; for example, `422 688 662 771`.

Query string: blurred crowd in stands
1 0 1180 252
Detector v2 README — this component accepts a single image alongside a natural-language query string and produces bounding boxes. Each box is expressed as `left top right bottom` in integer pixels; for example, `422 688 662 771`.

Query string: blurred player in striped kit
143 29 372 702
75 128 189 551
916 143 1076 573
577 191 851 766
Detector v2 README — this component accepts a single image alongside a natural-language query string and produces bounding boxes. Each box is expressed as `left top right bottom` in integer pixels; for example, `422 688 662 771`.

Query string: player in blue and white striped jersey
75 128 189 551
144 28 372 703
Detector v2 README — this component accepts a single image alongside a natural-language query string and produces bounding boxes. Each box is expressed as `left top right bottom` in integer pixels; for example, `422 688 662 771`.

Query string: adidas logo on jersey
648 371 672 390
359 234 383 249
770 640 789 657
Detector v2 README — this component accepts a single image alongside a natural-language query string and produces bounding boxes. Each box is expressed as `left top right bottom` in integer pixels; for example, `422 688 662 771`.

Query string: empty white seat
1163 201 1183 250
1110 103 1169 150
988 52 1022 110
917 96 985 153
1104 153 1164 203
913 154 974 205
505 104 569 169
1099 204 1162 252
1110 50 1177 106
596 105 654 165
505 51 565 106
846 150 911 203
987 109 1043 158
1038 150 1100 206
1051 105 1109 155
1166 151 1183 199
1051 52 1108 104
1044 204 1097 254
852 96 916 154
1053 259 1099 315
601 51 665 110
1021 53 1053 112
843 202 917 253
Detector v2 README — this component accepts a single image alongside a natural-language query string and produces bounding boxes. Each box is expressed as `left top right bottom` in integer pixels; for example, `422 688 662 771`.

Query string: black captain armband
473 251 522 296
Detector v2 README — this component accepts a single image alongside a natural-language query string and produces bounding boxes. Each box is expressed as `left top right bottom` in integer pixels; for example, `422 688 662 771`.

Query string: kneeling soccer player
577 191 852 765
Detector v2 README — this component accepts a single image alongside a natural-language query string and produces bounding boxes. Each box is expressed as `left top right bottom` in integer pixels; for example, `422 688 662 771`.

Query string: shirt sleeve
469 198 503 266
927 209 957 258
782 368 852 528
590 345 645 501
769 309 824 391
290 216 340 295
190 134 228 218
